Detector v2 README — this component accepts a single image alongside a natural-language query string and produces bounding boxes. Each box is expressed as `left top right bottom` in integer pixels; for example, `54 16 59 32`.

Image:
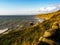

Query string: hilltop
0 10 60 45
36 10 60 20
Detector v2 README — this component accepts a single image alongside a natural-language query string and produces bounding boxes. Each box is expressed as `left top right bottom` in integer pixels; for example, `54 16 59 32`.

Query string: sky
0 0 60 15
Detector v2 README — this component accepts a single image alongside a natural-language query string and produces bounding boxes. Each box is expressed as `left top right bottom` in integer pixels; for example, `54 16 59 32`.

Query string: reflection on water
0 28 8 34
0 15 44 33
0 15 37 29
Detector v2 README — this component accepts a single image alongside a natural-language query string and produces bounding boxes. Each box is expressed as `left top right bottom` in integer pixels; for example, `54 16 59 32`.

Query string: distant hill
36 10 60 20
0 10 60 45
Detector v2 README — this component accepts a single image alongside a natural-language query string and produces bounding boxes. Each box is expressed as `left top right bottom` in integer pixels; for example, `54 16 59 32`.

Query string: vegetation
36 10 60 20
0 10 60 45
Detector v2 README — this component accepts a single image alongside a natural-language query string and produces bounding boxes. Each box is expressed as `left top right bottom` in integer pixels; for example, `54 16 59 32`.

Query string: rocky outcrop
38 22 60 45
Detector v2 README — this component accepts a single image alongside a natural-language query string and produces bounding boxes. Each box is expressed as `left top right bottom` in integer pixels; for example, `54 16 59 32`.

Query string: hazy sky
0 0 60 15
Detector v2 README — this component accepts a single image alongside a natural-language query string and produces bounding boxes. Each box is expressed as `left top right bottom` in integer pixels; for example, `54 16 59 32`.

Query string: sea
0 15 38 30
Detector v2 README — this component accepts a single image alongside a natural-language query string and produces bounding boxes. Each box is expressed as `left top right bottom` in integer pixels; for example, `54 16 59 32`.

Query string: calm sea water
0 15 37 29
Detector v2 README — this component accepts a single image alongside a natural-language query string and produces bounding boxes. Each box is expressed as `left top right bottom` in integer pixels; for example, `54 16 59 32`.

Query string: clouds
39 7 57 11
26 5 60 14
37 6 58 14
0 4 60 15
57 5 60 9
0 0 60 15
32 4 60 14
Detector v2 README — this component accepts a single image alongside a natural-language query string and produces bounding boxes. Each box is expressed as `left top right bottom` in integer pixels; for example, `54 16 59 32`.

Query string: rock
29 22 34 26
38 22 60 45
52 22 59 29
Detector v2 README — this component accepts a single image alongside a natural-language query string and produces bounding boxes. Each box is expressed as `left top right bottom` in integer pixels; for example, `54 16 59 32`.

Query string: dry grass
36 10 60 20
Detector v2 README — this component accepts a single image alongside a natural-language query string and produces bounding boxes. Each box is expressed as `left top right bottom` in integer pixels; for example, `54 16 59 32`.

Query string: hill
36 10 60 20
0 10 60 45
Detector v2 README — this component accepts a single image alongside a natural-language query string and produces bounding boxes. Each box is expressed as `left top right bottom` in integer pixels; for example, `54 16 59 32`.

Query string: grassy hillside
36 10 60 20
0 22 46 45
0 10 60 45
